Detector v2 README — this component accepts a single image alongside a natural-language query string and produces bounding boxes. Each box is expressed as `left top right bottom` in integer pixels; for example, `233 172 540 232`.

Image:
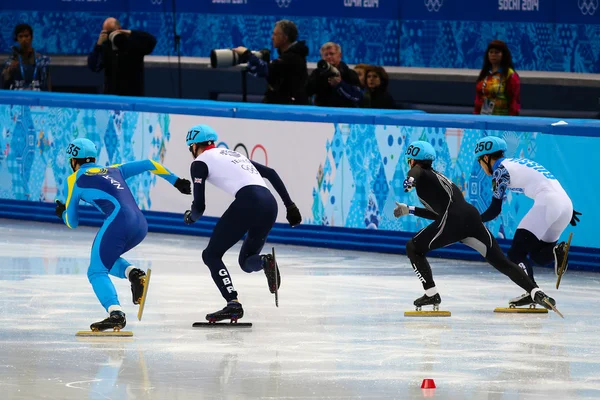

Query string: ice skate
129 268 147 305
494 292 548 314
77 310 132 337
405 293 451 317
555 233 573 289
532 289 563 318
193 301 252 328
262 247 280 307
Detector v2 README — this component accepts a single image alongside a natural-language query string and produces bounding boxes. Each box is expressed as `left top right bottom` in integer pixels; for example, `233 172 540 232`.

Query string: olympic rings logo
150 0 163 4
424 0 444 12
579 0 598 15
276 0 292 8
217 142 268 166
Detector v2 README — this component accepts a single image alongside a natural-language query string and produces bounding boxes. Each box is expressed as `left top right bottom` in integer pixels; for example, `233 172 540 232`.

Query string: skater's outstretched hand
570 210 581 226
403 176 415 192
174 178 192 195
183 210 196 225
55 200 66 219
394 202 410 218
286 203 302 227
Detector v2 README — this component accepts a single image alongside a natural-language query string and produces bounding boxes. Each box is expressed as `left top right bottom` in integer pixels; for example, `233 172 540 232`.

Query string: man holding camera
233 20 309 105
87 18 156 97
306 42 362 108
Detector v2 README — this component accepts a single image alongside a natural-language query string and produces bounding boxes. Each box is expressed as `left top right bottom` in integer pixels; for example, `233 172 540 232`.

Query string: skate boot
414 293 442 311
90 310 126 332
509 292 535 308
532 289 563 318
554 241 569 277
129 268 147 305
206 301 244 323
261 253 281 294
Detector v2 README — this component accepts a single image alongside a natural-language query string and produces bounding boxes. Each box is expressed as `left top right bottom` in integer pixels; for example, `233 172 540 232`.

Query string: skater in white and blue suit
55 138 191 331
182 124 302 323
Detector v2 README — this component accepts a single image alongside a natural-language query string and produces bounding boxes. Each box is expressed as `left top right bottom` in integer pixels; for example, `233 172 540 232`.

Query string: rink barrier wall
0 91 598 272
1 199 599 273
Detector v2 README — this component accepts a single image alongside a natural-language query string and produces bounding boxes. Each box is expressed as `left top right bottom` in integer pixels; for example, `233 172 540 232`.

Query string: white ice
0 220 599 400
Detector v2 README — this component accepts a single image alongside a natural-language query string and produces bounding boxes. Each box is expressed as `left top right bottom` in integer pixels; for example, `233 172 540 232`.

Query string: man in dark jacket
87 17 156 97
233 20 309 105
306 42 362 108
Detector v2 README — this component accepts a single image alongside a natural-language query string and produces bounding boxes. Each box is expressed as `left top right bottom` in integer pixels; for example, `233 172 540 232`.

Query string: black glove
570 210 581 226
286 203 302 227
55 200 66 220
183 210 196 225
174 178 191 195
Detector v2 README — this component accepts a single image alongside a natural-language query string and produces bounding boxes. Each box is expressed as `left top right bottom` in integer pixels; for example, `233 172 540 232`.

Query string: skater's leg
239 190 278 273
462 225 537 293
203 200 250 302
88 218 127 312
109 213 148 279
507 229 540 282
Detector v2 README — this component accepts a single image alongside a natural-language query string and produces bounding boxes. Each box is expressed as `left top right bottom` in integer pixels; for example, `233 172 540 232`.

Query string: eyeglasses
189 145 194 153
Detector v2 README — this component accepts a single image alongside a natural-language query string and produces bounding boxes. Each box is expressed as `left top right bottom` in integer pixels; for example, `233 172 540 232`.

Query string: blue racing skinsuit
60 160 180 311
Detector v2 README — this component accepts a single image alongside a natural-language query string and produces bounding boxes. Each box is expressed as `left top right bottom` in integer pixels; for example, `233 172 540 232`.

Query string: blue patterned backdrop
1 10 598 72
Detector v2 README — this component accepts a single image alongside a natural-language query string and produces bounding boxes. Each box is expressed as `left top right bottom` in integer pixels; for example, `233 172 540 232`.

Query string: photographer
2 24 51 91
87 17 156 97
306 42 362 108
233 20 309 105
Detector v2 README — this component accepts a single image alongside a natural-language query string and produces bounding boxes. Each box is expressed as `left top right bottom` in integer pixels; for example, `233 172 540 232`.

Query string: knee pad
202 249 214 266
406 239 423 261
508 229 539 263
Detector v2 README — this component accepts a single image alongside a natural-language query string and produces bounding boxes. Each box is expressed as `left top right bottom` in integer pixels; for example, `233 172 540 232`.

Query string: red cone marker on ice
421 378 436 389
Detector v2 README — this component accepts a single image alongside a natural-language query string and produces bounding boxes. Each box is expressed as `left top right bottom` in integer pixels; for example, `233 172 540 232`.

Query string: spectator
87 17 156 96
2 24 51 91
474 40 520 116
361 66 395 109
354 63 370 88
233 20 309 105
306 42 362 108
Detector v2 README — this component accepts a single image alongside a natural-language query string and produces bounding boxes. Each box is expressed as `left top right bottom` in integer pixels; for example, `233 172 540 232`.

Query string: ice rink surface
1 220 599 400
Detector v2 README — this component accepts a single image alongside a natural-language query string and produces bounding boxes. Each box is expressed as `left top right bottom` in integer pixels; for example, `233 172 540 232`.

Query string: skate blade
556 233 573 290
544 299 564 319
192 322 253 328
273 247 279 308
137 268 152 321
76 330 133 337
494 307 548 314
404 311 451 317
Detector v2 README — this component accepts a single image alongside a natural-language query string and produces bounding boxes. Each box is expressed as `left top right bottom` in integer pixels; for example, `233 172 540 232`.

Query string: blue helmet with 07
66 138 97 160
474 136 507 157
186 124 218 147
405 140 436 161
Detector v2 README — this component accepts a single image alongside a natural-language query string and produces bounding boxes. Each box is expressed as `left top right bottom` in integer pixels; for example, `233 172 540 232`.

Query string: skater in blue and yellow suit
55 138 191 331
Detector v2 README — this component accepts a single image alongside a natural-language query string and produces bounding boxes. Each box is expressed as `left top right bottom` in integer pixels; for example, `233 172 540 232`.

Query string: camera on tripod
210 49 270 68
316 60 340 79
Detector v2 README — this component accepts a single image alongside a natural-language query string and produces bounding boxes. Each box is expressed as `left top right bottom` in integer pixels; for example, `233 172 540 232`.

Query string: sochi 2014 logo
424 0 444 12
276 0 292 8
579 0 598 15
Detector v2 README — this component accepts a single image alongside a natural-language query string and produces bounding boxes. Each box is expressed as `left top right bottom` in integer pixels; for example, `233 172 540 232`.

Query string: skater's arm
116 160 179 184
413 207 439 220
189 161 209 221
250 161 293 207
480 165 509 222
63 174 80 229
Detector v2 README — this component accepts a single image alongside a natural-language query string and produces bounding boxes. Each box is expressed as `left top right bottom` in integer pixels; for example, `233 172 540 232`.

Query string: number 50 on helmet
405 140 436 162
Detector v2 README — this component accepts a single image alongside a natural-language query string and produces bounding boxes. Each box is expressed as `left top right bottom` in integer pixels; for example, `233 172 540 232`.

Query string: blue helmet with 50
186 124 218 147
405 140 436 161
474 136 507 158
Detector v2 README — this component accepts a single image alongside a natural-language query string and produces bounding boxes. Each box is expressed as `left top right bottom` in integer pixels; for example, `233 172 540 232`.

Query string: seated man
2 24 51 91
306 42 362 108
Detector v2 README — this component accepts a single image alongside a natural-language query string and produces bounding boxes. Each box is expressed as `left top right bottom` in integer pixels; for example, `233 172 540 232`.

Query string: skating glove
570 210 581 226
174 178 192 195
394 202 411 218
286 203 302 227
55 200 66 220
183 210 196 225
403 176 415 192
